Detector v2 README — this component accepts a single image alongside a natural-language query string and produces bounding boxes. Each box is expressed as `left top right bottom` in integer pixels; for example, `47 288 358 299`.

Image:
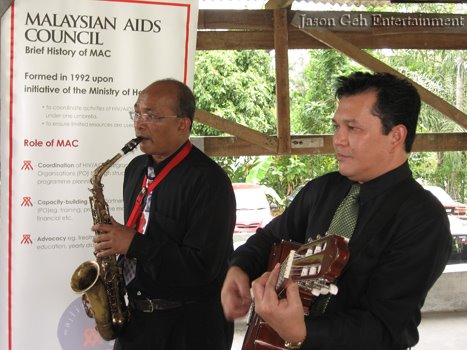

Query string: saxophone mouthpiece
121 137 143 155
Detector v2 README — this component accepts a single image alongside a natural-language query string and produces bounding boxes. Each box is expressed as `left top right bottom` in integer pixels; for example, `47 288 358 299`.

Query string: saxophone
70 136 142 341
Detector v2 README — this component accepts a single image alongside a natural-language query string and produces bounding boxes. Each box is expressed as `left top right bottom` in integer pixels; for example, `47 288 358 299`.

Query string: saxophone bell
70 260 121 341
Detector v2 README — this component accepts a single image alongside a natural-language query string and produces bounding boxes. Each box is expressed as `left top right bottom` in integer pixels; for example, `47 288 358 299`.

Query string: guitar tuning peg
329 284 338 295
311 288 321 296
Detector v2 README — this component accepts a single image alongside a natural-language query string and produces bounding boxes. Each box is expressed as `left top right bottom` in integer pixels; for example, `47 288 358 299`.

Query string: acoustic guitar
241 235 350 350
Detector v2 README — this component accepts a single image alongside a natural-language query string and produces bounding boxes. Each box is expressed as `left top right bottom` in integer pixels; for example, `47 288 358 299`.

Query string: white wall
422 266 467 312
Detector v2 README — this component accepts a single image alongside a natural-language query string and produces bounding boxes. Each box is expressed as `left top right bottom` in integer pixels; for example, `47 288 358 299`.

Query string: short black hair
335 72 421 153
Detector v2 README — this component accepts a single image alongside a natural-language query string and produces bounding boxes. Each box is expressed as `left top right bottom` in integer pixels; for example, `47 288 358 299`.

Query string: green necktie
327 183 360 238
310 183 360 315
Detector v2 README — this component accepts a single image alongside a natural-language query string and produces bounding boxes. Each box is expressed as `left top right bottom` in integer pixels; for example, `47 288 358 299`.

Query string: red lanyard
126 141 192 229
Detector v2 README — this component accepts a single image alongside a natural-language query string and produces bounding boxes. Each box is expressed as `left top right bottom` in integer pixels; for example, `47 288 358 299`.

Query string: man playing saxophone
92 78 236 350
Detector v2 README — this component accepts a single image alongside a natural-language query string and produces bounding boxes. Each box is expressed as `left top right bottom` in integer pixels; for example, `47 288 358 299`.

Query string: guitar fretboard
276 249 296 290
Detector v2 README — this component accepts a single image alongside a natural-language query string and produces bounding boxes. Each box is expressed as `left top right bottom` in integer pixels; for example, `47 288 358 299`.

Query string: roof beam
193 133 467 157
194 109 278 153
197 31 467 50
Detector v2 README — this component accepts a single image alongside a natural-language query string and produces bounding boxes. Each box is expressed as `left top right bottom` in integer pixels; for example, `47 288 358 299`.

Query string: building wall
422 267 467 312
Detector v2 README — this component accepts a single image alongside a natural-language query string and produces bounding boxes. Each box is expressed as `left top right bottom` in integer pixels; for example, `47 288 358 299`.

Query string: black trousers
114 298 233 350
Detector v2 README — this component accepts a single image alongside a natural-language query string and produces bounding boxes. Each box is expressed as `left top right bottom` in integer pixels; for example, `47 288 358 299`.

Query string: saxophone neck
91 153 123 186
91 137 142 186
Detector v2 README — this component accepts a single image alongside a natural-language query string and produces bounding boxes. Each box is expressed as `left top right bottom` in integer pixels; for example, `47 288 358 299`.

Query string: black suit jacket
232 163 451 350
122 144 236 301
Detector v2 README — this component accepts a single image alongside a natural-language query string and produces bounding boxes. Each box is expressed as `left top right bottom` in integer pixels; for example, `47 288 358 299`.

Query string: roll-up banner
0 0 198 348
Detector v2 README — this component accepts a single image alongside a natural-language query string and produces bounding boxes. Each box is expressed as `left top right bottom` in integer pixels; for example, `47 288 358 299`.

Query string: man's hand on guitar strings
252 263 307 344
221 266 252 320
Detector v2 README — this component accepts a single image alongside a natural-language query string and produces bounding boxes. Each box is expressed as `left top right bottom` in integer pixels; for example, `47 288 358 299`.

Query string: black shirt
123 143 236 301
231 162 451 350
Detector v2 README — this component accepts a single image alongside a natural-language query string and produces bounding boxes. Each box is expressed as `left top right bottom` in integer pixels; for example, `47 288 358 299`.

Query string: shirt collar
359 161 412 205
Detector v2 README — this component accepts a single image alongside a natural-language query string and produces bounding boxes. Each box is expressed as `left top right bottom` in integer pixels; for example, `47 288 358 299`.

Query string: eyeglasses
129 111 180 123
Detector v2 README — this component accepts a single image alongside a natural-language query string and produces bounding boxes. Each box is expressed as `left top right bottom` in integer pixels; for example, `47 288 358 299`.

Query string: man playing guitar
221 72 452 350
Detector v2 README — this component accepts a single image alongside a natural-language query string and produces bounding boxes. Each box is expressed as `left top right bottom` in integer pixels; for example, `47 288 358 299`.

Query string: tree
193 50 276 136
291 49 361 135
193 50 277 184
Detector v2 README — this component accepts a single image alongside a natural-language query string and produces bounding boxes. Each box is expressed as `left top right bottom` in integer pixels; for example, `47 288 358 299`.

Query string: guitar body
241 235 349 350
242 315 287 350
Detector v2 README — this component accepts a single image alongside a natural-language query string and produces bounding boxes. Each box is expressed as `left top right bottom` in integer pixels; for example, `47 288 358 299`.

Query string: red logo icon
21 160 33 170
21 196 33 207
83 327 103 347
21 234 33 244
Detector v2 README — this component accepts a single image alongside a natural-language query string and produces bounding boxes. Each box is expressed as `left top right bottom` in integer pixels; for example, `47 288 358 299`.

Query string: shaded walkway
232 311 467 350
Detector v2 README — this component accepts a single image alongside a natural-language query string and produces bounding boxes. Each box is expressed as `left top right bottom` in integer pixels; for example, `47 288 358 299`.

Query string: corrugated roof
295 0 389 5
200 0 465 9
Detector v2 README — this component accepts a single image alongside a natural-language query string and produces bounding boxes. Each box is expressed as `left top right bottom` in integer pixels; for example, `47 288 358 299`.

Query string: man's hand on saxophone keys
92 217 137 257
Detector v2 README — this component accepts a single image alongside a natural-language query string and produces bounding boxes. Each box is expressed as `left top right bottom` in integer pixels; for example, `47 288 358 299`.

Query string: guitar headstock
276 235 349 300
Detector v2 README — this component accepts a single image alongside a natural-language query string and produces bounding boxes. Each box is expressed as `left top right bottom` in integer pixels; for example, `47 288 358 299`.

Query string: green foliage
290 50 363 135
259 155 338 198
245 156 273 184
193 50 279 195
213 156 258 183
410 151 467 203
193 50 277 136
